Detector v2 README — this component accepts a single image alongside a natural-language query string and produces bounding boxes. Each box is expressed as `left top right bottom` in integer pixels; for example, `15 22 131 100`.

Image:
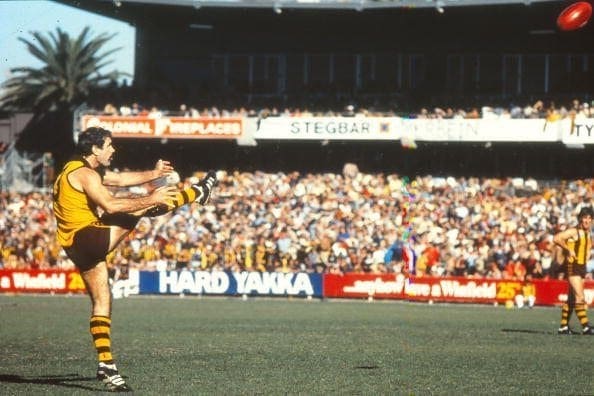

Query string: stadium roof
56 0 566 27
104 0 558 10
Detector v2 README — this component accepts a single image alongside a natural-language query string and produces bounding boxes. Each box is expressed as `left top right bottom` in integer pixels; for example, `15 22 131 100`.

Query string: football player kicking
52 127 217 392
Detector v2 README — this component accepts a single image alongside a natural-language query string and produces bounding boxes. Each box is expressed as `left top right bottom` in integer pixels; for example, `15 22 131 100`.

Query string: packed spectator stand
89 92 593 121
3 90 594 280
1 169 593 281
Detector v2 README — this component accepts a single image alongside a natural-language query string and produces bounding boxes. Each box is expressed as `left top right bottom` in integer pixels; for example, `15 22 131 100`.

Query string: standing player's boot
97 362 133 392
582 325 594 335
557 326 574 335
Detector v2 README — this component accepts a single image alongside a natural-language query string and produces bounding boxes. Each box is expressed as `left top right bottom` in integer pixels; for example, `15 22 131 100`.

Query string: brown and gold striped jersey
566 228 591 266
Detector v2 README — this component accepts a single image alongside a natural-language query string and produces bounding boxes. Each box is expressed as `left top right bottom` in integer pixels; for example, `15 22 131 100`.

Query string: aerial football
557 1 592 31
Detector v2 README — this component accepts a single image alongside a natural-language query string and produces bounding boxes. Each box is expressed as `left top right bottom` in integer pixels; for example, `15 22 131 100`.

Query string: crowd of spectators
90 92 593 121
1 167 593 281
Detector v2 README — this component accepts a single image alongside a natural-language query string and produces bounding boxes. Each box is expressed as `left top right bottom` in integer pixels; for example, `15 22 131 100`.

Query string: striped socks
575 303 590 328
90 315 114 364
560 303 571 328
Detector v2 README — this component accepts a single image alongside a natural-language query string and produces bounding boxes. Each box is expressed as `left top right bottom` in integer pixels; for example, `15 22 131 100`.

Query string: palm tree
1 26 124 112
0 27 126 166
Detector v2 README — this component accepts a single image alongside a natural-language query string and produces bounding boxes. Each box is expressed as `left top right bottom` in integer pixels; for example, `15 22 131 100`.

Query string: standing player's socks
558 303 573 334
90 315 113 364
575 303 594 334
91 315 132 391
559 302 570 326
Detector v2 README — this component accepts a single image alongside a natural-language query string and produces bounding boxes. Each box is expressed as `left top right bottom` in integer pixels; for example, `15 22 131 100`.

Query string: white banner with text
254 117 567 142
78 114 594 143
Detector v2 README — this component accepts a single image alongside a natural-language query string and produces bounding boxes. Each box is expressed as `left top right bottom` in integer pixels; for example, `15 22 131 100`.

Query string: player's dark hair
76 127 112 156
578 206 594 219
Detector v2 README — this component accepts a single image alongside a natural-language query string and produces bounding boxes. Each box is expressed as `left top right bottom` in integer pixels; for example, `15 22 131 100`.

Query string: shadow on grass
500 328 554 335
0 373 102 392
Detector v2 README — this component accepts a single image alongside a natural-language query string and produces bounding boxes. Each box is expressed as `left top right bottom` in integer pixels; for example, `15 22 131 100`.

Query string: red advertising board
0 269 86 293
324 273 594 306
81 115 243 139
164 117 242 138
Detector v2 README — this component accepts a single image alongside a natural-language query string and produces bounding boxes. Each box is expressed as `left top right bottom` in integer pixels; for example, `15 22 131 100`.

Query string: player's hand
155 159 174 177
152 186 179 209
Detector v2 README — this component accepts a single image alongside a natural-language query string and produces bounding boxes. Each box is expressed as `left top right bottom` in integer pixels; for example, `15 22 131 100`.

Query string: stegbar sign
81 115 243 139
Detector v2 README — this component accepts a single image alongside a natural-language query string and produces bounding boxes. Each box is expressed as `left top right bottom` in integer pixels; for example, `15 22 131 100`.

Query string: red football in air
557 1 593 31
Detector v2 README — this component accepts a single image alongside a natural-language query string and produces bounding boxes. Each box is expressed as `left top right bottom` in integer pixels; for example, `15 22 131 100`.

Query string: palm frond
1 26 124 112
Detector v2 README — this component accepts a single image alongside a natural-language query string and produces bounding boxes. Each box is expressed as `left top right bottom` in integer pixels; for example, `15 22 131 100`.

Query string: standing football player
553 206 594 335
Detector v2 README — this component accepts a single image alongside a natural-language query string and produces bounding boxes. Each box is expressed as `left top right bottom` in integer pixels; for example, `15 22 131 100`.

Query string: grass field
0 295 592 395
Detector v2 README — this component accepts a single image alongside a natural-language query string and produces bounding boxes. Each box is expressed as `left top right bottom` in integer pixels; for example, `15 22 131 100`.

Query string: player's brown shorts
64 225 111 272
64 213 139 271
566 261 587 278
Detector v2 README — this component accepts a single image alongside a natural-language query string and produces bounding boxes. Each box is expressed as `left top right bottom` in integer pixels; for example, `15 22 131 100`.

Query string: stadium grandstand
46 0 594 177
2 0 594 295
3 2 594 394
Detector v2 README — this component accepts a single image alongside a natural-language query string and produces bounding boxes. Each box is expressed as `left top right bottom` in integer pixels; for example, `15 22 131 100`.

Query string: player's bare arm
71 166 178 214
553 228 577 258
103 159 174 187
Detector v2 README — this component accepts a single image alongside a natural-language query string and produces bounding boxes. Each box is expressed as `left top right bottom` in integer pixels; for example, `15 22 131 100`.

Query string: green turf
0 295 592 395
